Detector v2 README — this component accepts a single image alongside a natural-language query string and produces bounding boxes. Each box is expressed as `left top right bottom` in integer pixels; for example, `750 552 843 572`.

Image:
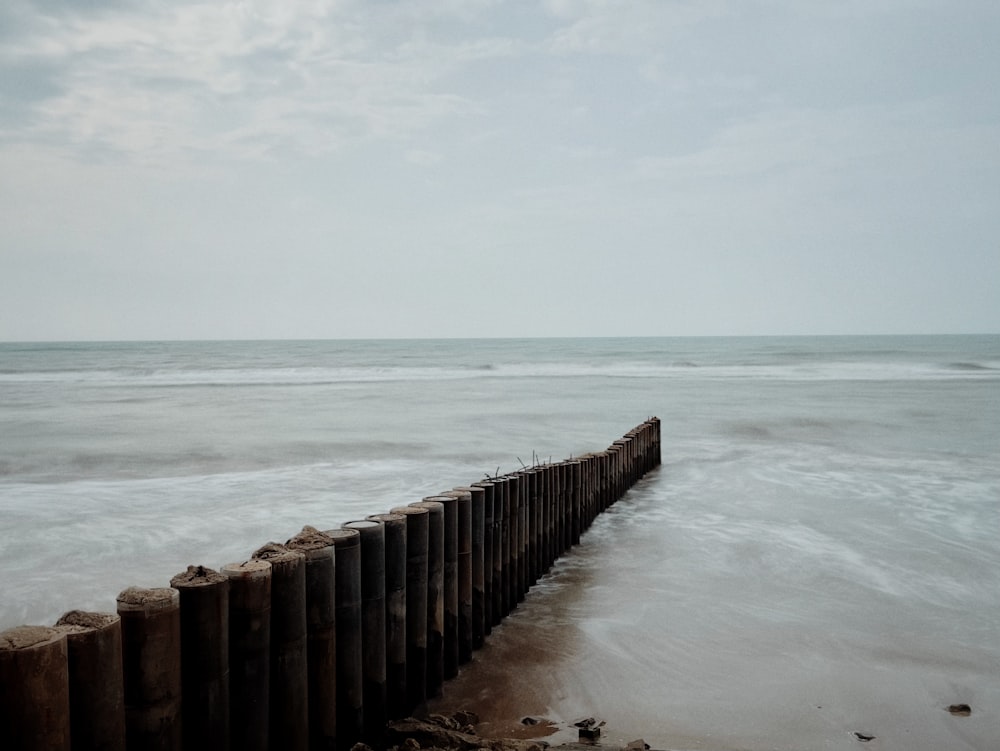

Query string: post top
252 543 305 565
55 610 120 631
170 565 227 588
116 586 180 613
286 525 336 551
390 505 429 516
0 625 65 651
323 527 361 546
367 512 406 524
221 559 272 579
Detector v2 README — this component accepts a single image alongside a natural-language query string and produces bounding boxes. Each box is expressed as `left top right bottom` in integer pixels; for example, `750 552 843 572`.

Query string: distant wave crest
2 358 999 387
946 361 997 372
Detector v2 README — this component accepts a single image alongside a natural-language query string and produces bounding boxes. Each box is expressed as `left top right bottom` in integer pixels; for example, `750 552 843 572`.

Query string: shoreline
384 713 658 751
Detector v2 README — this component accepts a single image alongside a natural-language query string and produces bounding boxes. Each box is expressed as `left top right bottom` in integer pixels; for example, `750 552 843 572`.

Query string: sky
1 0 998 341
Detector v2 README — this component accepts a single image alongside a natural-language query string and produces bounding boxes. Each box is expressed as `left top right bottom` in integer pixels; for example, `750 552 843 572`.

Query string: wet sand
426 473 998 751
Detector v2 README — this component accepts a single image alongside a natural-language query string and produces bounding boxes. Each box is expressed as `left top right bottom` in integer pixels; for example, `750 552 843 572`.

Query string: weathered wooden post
408 499 444 698
613 442 624 500
54 610 127 751
0 625 71 751
594 451 605 512
508 473 525 603
538 464 553 573
653 417 663 467
490 477 510 618
324 527 363 751
629 428 643 482
252 544 308 751
587 453 600 528
442 496 460 678
635 422 647 474
561 461 573 553
613 438 630 497
471 481 495 634
507 475 523 606
622 438 631 492
388 505 428 715
567 460 583 547
587 452 599 518
623 437 633 493
448 488 476 660
342 520 387 748
522 469 538 586
650 417 661 469
608 446 618 505
534 467 545 577
576 455 590 535
116 586 183 751
366 512 407 721
286 526 338 751
223 559 271 751
433 490 472 668
523 469 535 585
551 462 563 561
170 566 230 751
608 443 624 506
613 438 627 494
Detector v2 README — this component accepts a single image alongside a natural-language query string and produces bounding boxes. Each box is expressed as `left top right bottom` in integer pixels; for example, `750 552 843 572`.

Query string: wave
2 359 999 387
945 361 998 372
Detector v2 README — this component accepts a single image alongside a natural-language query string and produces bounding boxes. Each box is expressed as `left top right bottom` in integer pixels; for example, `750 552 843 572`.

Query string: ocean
1 335 998 750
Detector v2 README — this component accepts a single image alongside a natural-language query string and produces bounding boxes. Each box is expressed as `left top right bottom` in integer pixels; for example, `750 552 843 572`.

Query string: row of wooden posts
0 419 661 751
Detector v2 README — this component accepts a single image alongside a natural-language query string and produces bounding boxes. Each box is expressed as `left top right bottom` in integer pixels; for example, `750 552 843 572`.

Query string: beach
1 336 998 750
427 463 998 750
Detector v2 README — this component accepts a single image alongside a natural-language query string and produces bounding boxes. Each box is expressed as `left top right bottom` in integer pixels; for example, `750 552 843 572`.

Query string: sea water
1 336 998 750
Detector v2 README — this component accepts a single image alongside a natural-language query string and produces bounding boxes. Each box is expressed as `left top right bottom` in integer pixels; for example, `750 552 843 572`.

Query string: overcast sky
1 0 998 340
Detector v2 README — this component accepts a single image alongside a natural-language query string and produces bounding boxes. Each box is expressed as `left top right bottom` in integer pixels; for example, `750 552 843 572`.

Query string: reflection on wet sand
428 469 1000 751
429 540 609 746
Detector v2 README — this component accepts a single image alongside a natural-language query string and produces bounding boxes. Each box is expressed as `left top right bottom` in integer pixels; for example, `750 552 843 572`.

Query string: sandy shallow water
428 468 999 751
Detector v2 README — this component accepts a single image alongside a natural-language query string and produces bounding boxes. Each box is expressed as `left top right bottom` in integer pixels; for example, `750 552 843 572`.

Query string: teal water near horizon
1 335 998 750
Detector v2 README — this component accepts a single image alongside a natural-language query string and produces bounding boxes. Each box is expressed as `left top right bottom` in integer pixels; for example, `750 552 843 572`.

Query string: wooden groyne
0 418 660 751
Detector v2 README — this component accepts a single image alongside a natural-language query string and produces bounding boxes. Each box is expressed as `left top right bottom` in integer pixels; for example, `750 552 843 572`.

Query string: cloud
1 0 998 339
0 0 518 164
543 0 726 55
404 149 442 167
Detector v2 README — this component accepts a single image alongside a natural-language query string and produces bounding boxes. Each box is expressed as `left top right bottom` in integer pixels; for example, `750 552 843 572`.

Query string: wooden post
448 487 478 658
252 544 308 751
286 526 338 751
504 475 524 612
408 500 444 698
388 506 428 715
490 477 510 618
539 464 553 573
522 469 538 586
507 474 524 604
584 454 598 529
613 439 630 497
170 566 230 751
55 611 127 751
0 626 71 751
567 460 583 547
366 513 407 722
323 528 363 751
223 559 271 751
342 520 387 749
471 481 495 634
116 587 183 751
552 464 565 561
560 461 572 553
427 494 459 678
